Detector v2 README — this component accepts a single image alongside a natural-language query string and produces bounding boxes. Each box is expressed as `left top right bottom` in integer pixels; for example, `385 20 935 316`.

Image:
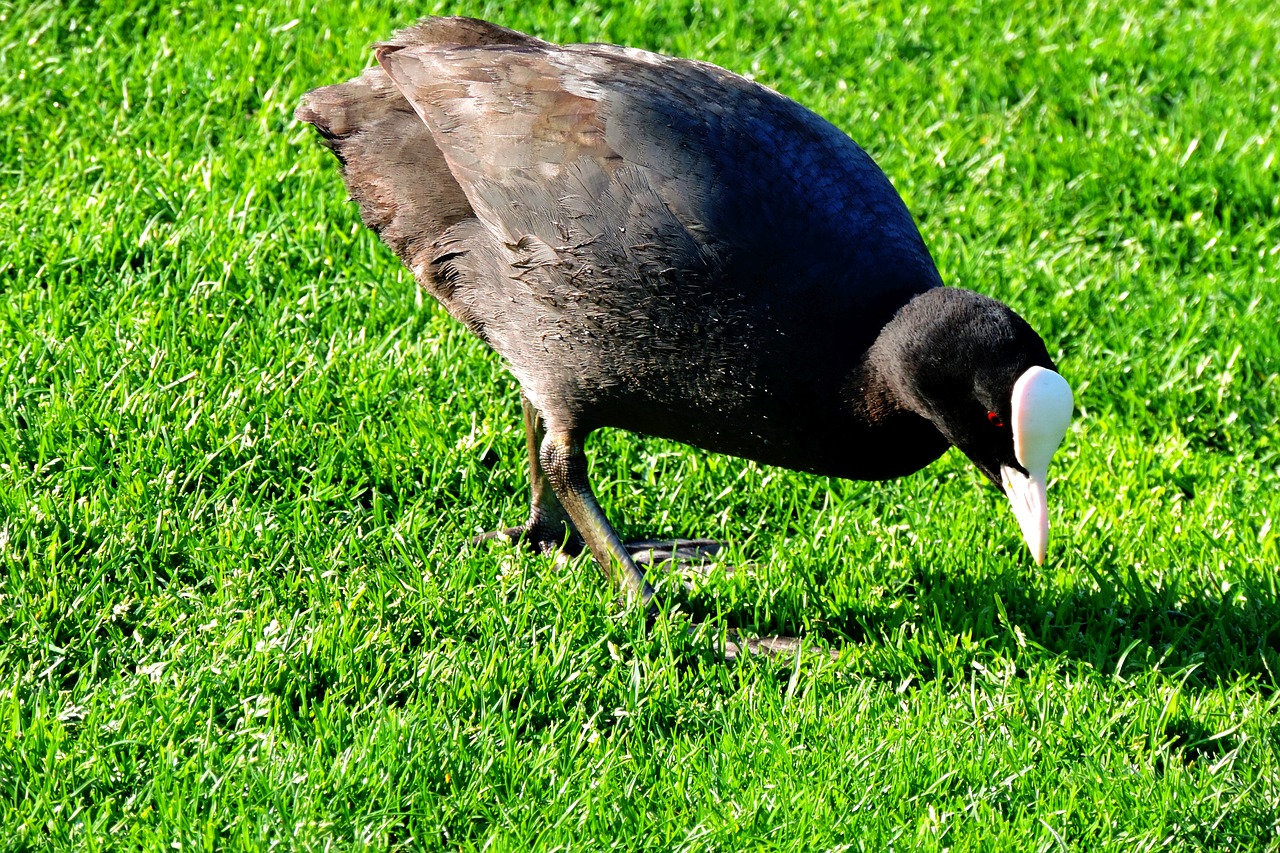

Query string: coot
297 17 1073 606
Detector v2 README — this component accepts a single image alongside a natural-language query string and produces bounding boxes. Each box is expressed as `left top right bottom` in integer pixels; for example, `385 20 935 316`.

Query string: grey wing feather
300 22 943 434
373 40 939 308
372 44 722 253
294 18 546 322
373 45 741 416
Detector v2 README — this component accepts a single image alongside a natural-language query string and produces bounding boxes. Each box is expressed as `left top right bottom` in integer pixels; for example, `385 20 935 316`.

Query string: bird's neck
845 352 911 426
838 338 951 480
846 290 949 427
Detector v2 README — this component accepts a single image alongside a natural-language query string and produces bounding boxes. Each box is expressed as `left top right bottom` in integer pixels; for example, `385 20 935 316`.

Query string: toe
627 538 723 567
472 523 582 557
472 526 528 547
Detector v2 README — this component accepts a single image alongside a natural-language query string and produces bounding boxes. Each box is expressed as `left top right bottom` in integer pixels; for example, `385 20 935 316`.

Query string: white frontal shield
999 366 1073 565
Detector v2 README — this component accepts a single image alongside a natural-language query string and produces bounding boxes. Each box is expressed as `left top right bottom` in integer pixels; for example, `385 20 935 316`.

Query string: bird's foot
471 523 583 558
625 538 731 598
715 631 840 661
626 537 723 569
628 542 836 661
719 633 803 660
475 530 827 660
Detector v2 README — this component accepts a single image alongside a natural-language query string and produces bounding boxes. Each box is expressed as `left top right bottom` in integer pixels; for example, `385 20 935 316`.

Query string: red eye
987 411 1005 428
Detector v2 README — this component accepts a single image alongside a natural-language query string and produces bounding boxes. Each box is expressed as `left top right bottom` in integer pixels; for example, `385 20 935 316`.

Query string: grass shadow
665 556 1280 686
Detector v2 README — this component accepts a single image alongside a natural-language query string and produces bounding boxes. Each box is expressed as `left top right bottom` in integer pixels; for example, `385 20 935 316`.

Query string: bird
296 17 1073 608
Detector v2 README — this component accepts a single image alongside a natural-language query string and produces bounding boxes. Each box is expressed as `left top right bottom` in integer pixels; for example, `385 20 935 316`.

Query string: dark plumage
297 17 1073 606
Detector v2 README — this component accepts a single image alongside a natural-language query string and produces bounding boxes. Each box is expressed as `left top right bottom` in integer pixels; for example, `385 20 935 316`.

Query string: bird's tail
294 17 543 266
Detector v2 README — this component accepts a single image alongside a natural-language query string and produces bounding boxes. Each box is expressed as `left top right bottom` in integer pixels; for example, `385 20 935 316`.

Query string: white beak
1002 464 1049 565
1004 366 1073 565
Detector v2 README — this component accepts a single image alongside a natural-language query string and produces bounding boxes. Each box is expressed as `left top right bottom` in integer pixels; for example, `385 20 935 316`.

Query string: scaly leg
539 431 656 608
475 395 581 554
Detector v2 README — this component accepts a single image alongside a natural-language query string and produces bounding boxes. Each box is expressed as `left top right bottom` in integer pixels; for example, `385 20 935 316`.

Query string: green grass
2 0 1279 848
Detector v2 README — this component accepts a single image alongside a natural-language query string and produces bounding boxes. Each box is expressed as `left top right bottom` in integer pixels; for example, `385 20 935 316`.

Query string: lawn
2 0 1279 849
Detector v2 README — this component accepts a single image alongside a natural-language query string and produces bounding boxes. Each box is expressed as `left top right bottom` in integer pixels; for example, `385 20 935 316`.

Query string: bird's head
880 288 1073 564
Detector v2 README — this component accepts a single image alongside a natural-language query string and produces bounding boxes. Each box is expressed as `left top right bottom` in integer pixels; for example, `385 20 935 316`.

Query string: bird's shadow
651 551 1280 688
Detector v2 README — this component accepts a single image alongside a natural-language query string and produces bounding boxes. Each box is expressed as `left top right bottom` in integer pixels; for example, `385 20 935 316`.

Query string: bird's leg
519 397 582 553
539 431 656 609
475 396 581 555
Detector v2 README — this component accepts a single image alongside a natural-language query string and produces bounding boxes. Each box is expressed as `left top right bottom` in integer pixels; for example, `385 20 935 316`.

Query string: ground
1 0 1278 849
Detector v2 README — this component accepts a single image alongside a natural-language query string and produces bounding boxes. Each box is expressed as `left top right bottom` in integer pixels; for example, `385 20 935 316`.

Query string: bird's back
298 18 945 476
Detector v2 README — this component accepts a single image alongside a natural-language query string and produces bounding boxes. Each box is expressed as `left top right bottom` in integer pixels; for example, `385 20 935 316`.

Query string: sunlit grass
2 0 1278 849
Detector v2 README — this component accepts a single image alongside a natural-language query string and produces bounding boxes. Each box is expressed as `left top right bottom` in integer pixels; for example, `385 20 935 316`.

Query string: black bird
297 17 1073 606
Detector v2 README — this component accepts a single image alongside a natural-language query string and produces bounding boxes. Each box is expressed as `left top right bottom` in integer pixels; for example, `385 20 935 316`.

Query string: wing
303 23 945 447
373 39 943 435
374 39 941 315
294 18 546 310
